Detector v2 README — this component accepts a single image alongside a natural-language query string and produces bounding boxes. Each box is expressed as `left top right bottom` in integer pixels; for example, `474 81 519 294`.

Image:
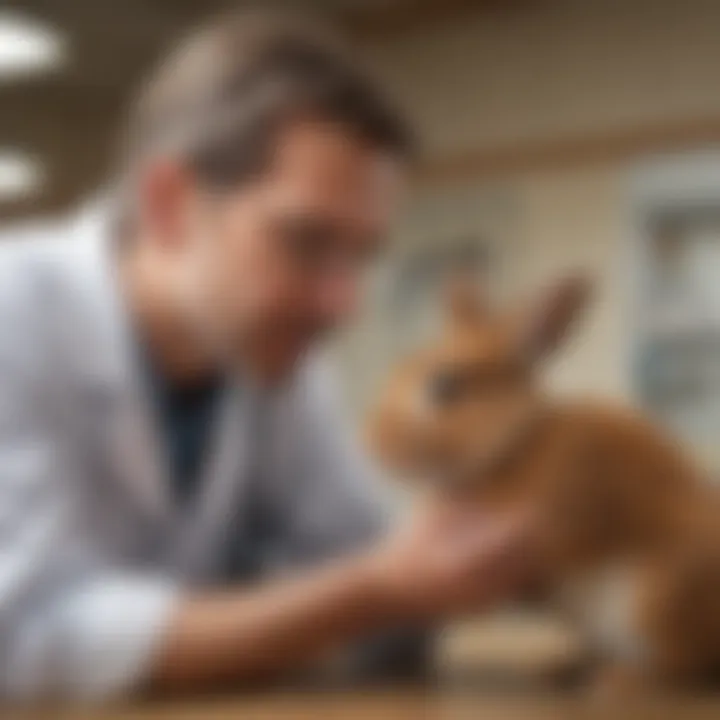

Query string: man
0 11 532 700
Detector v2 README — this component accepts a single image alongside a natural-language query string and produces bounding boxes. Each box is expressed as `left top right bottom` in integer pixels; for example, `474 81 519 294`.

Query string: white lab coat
0 204 390 700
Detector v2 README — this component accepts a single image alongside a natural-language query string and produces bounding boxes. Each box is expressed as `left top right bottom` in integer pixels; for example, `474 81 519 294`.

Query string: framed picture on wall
333 183 516 416
374 184 515 358
631 152 720 475
387 234 492 327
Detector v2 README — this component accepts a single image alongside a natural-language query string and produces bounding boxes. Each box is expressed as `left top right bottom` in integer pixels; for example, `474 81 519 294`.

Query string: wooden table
9 615 720 719
12 689 720 720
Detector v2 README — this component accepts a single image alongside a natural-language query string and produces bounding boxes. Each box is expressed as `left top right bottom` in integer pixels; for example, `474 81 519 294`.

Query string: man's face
174 120 405 383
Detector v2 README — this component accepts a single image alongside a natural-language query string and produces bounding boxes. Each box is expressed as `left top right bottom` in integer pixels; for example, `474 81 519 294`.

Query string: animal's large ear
515 274 592 362
443 272 488 325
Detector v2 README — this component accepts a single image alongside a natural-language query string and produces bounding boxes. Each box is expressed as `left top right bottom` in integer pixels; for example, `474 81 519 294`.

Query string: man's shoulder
0 214 78 305
0 208 103 367
264 353 346 444
289 351 344 413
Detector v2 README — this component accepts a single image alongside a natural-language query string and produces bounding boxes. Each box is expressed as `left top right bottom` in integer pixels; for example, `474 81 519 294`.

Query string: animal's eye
428 370 464 405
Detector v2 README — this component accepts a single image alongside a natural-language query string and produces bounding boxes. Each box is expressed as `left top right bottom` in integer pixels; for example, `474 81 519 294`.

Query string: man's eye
427 371 464 405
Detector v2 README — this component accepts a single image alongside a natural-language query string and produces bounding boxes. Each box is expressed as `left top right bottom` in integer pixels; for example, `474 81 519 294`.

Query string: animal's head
366 273 591 487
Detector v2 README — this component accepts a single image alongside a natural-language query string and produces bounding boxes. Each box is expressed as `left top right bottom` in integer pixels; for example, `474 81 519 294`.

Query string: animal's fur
366 274 720 691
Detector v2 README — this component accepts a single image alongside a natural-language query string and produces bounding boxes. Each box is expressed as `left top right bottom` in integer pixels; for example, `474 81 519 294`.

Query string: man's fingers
475 507 536 558
472 509 540 604
445 508 538 587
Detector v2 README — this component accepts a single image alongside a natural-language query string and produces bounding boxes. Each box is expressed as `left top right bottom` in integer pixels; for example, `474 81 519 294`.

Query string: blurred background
4 0 720 476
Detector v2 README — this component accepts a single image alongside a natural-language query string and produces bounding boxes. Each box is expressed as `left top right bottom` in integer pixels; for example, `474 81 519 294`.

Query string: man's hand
149 497 536 693
367 497 535 622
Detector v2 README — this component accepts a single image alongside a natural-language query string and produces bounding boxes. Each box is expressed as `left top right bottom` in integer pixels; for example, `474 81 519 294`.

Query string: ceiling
0 0 512 221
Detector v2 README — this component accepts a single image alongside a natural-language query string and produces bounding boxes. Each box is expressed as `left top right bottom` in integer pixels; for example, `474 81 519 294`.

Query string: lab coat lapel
104 379 173 525
173 381 257 580
68 201 267 577
69 203 174 527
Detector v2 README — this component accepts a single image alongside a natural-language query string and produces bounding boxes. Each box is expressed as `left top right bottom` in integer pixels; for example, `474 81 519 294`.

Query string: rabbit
366 273 720 694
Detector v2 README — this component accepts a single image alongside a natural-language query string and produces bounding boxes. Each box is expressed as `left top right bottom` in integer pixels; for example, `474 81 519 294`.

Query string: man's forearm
148 552 401 693
146 504 534 694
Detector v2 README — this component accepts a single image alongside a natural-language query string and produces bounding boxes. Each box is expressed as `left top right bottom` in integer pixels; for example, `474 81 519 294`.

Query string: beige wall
509 168 630 400
364 0 720 157
335 167 632 417
335 0 720 417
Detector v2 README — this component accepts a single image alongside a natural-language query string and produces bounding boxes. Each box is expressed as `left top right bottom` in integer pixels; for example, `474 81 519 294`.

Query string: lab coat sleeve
0 327 177 701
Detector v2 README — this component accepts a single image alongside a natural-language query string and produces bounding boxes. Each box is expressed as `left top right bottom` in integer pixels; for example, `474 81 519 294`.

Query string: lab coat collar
66 199 174 522
65 202 258 552
64 201 276 578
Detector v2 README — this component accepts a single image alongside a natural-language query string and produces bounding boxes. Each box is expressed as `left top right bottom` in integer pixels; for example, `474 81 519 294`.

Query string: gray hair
112 8 413 230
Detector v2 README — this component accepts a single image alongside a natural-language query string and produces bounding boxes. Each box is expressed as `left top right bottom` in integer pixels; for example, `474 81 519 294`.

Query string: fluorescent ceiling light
0 151 44 201
0 12 65 80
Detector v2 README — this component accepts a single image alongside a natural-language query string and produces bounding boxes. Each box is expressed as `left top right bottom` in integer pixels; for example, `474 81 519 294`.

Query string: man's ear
443 272 488 325
516 274 592 362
